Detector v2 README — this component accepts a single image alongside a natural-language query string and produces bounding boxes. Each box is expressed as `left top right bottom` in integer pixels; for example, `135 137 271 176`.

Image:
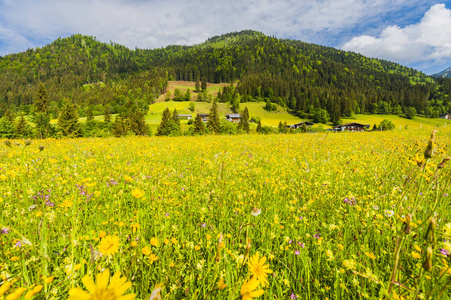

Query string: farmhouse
439 113 451 120
225 114 241 122
199 113 209 122
333 123 370 132
288 121 314 129
177 114 192 120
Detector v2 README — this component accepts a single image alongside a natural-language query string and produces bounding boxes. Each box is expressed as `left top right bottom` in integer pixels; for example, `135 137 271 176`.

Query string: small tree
256 120 262 133
201 77 207 91
58 99 80 137
104 105 111 123
406 107 417 119
156 107 172 136
195 80 201 92
238 107 250 133
130 110 149 135
188 102 195 112
184 89 191 101
207 100 221 134
172 108 181 134
86 107 94 122
15 114 31 138
193 113 205 135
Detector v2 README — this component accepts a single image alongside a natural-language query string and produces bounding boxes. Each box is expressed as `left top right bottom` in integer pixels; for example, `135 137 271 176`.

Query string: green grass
341 114 449 130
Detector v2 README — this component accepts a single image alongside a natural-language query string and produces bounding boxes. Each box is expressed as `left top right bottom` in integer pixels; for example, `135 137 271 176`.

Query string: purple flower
165 213 169 217
314 234 320 239
298 242 305 248
295 250 300 256
289 239 293 244
1 227 10 234
291 292 298 299
440 248 450 256
201 223 206 228
299 216 303 220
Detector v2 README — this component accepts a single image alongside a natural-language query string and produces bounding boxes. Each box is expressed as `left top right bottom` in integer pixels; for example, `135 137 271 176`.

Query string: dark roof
333 123 370 128
199 114 209 117
226 114 241 118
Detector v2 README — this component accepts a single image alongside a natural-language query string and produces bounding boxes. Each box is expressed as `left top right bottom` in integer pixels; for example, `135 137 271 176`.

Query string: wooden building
288 121 314 129
225 114 241 123
333 123 370 132
199 114 209 122
177 114 193 120
439 114 451 120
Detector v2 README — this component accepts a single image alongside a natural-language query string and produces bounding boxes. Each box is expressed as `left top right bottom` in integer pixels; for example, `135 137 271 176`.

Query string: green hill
1 30 450 128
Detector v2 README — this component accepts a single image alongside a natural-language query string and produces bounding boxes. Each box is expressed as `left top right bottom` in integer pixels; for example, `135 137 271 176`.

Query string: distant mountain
432 66 451 78
0 30 450 121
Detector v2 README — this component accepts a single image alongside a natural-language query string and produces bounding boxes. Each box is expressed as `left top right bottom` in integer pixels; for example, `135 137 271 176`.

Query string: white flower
384 210 394 217
251 208 261 216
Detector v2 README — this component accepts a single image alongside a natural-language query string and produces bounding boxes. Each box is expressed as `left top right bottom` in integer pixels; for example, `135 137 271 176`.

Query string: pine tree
239 107 250 133
14 114 29 138
193 113 205 135
130 110 148 136
195 80 201 92
58 99 80 137
256 120 262 133
34 84 48 113
172 108 181 134
156 107 172 136
207 100 221 134
86 107 94 122
113 114 125 137
201 77 207 91
4 109 15 123
104 105 111 123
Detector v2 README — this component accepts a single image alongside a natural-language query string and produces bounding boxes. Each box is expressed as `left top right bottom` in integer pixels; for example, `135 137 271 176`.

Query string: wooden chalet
199 113 209 122
439 113 451 120
177 114 192 120
333 123 370 132
225 114 241 123
288 121 314 129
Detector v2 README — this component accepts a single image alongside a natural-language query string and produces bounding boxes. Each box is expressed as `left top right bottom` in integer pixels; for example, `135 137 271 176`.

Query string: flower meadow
0 129 451 300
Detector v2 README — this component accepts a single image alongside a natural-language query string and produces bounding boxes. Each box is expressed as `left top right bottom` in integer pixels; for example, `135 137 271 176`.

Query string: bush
379 119 395 131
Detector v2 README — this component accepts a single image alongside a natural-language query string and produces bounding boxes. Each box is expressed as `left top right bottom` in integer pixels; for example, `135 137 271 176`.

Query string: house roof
226 114 241 118
290 121 314 126
199 114 209 117
177 114 192 117
333 123 370 128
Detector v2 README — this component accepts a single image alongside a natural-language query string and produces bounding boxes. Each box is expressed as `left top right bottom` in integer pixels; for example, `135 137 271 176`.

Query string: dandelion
142 246 151 256
98 235 120 257
131 188 144 199
412 251 421 259
148 254 159 264
240 276 264 300
248 253 273 286
68 269 135 300
150 237 159 247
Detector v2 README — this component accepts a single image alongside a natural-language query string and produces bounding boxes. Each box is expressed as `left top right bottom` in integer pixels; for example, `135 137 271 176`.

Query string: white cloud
342 4 451 73
0 0 433 54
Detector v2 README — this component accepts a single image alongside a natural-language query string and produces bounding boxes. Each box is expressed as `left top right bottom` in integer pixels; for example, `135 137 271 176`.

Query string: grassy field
1 130 450 299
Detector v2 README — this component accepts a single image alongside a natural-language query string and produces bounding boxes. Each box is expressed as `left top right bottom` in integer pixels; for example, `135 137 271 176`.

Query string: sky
1 0 451 75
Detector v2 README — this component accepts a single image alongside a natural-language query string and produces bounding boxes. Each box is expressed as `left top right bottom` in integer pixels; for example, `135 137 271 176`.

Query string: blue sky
1 0 451 74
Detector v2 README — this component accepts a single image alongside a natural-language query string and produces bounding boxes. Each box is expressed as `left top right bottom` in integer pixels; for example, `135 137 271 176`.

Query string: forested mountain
432 66 451 78
1 30 450 123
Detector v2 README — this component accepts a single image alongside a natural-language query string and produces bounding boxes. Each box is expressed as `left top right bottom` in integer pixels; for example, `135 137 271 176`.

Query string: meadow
0 129 451 299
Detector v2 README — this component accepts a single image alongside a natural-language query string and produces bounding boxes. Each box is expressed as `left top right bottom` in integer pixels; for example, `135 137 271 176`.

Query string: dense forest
0 30 450 138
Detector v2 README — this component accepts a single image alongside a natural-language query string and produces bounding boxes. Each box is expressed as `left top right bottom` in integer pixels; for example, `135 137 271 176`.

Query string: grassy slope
77 81 451 132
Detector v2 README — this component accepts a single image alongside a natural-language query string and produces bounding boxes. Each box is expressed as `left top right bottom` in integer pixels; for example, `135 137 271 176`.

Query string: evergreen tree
32 85 51 139
256 119 262 133
201 77 207 91
184 89 191 101
193 113 205 135
195 80 201 92
207 100 221 134
4 109 15 123
34 84 48 113
238 107 250 133
130 110 149 135
104 104 111 123
14 114 30 138
112 114 125 137
172 108 181 134
86 107 94 121
58 99 80 137
156 107 172 136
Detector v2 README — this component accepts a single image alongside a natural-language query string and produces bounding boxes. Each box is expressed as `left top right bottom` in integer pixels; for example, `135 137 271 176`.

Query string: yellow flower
365 252 376 260
150 237 159 247
68 269 135 300
6 287 27 300
412 251 421 259
240 276 264 300
444 223 451 238
99 231 107 239
217 278 226 290
0 281 12 296
131 188 144 199
149 254 159 264
24 285 43 299
248 253 273 287
343 259 356 270
98 235 120 257
142 246 151 256
44 276 55 284
131 241 138 247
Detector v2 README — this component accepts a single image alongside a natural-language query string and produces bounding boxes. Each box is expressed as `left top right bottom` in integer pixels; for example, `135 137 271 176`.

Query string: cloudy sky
1 0 451 74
